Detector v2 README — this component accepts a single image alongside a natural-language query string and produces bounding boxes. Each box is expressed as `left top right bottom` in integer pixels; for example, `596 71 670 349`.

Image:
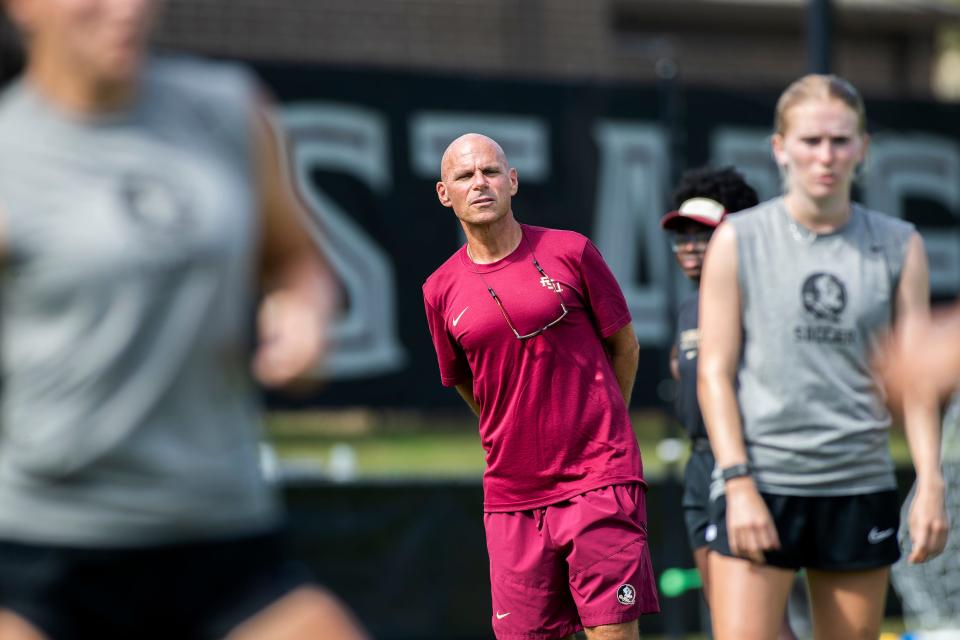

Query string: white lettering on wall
592 122 671 344
281 104 406 379
274 106 960 384
409 112 550 181
711 127 780 202
865 134 960 295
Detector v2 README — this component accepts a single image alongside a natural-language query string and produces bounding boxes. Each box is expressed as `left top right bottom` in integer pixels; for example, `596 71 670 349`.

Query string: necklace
787 217 816 245
783 201 853 245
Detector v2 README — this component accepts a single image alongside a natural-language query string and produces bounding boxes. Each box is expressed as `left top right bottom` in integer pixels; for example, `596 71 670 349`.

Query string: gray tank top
722 197 913 496
0 57 280 545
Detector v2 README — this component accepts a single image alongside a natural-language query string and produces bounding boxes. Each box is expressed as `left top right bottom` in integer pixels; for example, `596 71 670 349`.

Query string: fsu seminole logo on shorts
616 583 636 605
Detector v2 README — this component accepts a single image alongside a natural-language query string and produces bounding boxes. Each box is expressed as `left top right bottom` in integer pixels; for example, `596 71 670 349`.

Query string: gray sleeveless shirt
723 197 913 496
0 57 280 545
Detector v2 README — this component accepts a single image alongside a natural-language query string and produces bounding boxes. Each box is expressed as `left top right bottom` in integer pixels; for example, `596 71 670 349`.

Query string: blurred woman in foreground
0 0 366 638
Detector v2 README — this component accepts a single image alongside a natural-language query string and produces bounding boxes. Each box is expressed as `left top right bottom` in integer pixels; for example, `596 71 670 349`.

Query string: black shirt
674 291 708 440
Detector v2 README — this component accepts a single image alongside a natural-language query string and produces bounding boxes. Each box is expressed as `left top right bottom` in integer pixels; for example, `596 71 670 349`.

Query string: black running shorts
0 529 314 640
682 445 715 551
707 489 901 570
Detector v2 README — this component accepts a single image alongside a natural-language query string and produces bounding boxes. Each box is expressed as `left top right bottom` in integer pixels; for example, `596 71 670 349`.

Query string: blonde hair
774 74 867 135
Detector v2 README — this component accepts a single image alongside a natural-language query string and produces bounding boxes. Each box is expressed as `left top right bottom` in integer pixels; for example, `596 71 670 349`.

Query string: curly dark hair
670 165 759 214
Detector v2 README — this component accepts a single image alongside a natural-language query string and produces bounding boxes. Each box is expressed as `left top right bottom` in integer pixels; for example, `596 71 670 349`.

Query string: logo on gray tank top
801 272 846 322
120 173 192 234
795 272 856 345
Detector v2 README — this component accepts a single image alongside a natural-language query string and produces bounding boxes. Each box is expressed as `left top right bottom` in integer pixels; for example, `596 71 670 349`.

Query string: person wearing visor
660 167 767 608
423 133 659 640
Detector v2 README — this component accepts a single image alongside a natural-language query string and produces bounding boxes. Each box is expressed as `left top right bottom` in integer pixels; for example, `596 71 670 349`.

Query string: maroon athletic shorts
483 483 660 640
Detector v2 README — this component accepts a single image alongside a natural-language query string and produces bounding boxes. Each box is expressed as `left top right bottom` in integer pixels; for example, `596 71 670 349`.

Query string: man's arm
894 232 948 563
252 98 336 387
454 378 481 418
602 323 640 407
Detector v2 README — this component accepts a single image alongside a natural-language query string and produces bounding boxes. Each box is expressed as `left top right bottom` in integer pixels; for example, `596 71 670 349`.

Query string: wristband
720 463 751 482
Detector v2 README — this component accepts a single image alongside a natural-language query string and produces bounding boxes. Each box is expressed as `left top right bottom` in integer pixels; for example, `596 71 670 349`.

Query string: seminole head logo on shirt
119 172 193 234
795 272 855 345
801 272 847 323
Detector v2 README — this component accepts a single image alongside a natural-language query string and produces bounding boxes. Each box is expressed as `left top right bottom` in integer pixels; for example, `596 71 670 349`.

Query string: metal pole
808 0 833 73
655 57 685 639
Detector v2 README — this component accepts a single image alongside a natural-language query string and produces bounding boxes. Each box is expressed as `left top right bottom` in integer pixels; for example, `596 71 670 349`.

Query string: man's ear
436 181 452 208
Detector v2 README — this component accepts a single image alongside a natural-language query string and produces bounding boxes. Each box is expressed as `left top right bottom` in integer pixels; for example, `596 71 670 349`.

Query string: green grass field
265 408 916 479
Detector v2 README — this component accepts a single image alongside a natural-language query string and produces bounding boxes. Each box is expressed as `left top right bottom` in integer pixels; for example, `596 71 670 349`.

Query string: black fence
282 467 916 639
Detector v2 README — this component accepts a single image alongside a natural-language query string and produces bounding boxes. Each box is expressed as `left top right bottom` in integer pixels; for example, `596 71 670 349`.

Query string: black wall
253 62 960 410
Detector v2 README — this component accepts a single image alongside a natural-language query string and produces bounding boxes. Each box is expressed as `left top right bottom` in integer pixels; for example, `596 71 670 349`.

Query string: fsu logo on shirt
801 272 846 322
539 276 562 293
679 328 699 361
795 272 855 345
119 172 193 234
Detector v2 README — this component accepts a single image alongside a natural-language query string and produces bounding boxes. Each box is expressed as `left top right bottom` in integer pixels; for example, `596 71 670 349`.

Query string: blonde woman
697 74 948 640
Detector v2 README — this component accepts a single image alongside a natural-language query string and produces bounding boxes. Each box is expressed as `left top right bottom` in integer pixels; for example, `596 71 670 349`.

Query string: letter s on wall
280 103 406 379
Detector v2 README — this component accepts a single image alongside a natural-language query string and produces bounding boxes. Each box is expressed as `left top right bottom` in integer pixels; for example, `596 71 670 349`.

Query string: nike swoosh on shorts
867 527 895 544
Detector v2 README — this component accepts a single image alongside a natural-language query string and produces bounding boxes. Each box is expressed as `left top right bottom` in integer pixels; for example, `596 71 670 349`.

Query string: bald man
422 134 660 640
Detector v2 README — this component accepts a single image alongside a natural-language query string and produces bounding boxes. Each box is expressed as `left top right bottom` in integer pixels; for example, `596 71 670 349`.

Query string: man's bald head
439 133 509 182
435 133 518 225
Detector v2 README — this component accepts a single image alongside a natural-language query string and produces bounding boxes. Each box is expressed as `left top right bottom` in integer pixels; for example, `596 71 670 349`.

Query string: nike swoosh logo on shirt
867 527 895 544
452 307 468 326
496 612 511 620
